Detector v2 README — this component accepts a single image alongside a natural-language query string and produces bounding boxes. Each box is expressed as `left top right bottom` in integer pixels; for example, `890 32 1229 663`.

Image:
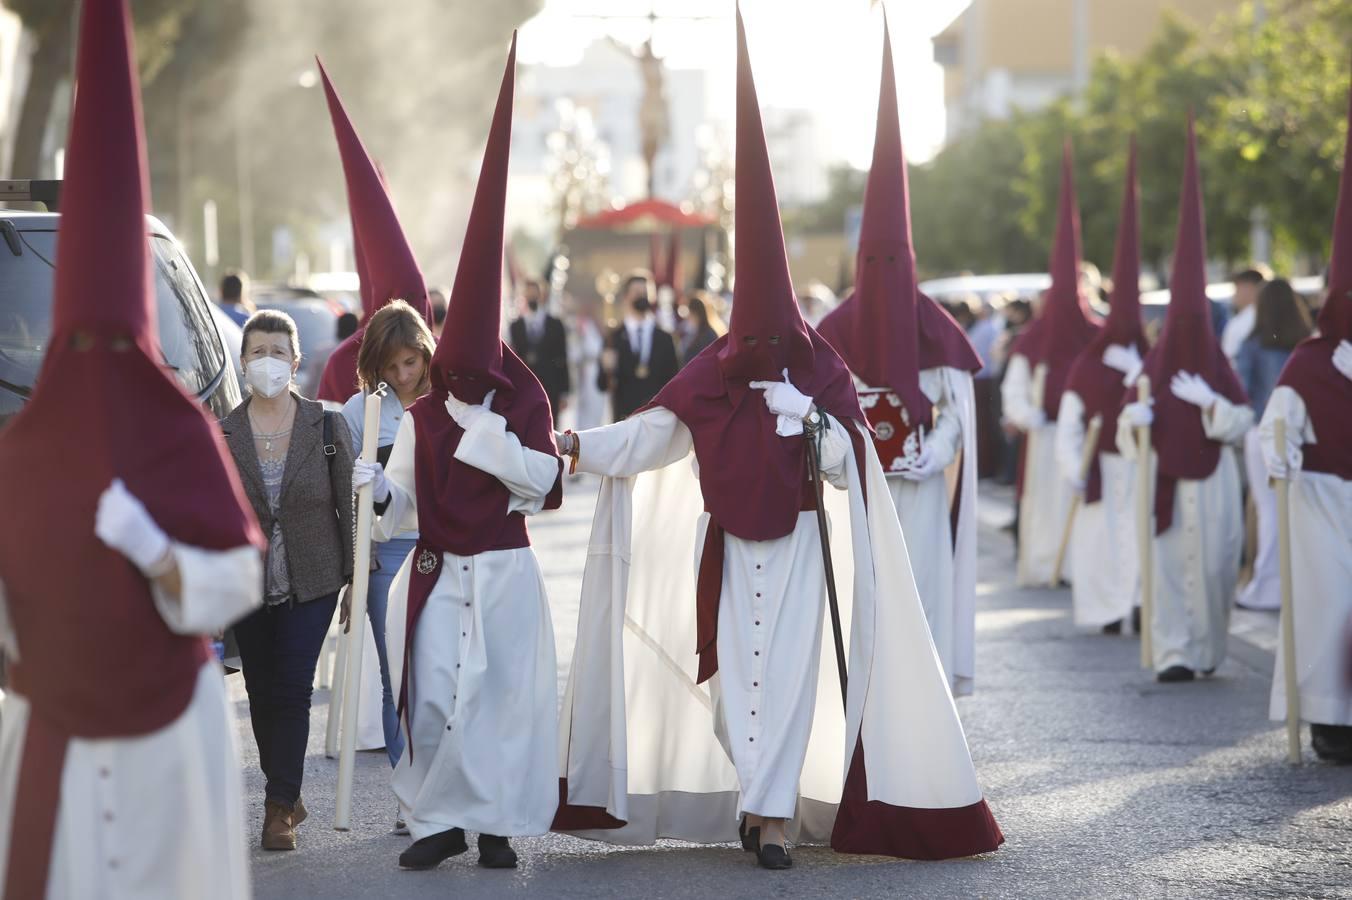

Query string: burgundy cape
315 61 432 402
394 34 562 736
0 1 262 896
1126 117 1247 534
1275 75 1352 481
1009 140 1102 418
1063 139 1149 503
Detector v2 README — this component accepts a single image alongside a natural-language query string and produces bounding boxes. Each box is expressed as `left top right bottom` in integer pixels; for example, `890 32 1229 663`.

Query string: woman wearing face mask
220 310 355 851
339 301 433 792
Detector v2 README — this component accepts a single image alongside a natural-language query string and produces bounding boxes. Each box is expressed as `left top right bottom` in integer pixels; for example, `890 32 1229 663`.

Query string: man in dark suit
598 273 680 421
508 279 571 418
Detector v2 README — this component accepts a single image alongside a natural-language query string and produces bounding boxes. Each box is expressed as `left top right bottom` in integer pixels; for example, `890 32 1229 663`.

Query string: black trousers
234 592 338 806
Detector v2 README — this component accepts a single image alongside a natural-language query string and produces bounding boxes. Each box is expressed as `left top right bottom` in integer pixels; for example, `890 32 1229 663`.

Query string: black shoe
1200 667 1216 677
398 828 467 870
1157 665 1195 683
738 816 760 853
757 842 792 870
1101 619 1123 635
1131 607 1142 635
1311 724 1352 763
477 834 518 869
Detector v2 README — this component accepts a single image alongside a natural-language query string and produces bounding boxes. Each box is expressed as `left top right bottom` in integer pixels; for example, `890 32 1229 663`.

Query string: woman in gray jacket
221 310 355 852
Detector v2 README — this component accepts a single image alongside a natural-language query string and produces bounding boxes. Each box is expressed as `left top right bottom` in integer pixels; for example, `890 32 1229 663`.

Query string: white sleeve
1258 386 1311 476
1202 395 1255 445
454 410 562 516
574 407 693 477
373 413 418 541
817 413 853 490
922 368 963 471
1055 391 1087 482
1001 354 1036 428
0 577 17 663
151 543 263 635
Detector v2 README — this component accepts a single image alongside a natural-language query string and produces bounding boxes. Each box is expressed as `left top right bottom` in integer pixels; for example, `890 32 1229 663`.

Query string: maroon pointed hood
649 5 862 545
1319 69 1352 343
1135 114 1246 533
716 5 815 381
0 4 262 893
429 33 518 398
1010 139 1101 416
1066 137 1148 503
1275 68 1352 481
318 59 429 320
817 15 935 422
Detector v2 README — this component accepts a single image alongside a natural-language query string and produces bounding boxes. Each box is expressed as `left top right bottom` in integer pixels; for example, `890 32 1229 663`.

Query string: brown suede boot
292 796 308 827
262 800 297 851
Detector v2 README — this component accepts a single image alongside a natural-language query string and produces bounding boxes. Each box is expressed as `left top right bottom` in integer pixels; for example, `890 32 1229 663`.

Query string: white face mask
246 357 293 398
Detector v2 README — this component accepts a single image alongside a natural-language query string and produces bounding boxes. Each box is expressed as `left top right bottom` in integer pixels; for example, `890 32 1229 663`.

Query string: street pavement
239 478 1352 899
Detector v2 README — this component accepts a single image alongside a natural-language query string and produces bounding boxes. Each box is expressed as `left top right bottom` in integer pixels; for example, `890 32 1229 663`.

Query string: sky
517 0 972 166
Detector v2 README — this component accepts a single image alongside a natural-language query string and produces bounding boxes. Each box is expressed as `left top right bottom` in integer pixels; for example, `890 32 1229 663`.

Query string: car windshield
0 228 226 398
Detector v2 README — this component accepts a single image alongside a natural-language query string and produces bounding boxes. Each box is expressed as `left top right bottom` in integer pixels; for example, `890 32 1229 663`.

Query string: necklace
248 401 294 452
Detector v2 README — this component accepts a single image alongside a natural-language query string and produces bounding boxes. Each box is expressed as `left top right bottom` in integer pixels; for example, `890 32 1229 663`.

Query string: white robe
1260 387 1352 726
374 409 561 838
0 544 261 900
1116 395 1253 673
884 366 978 695
1056 390 1139 628
1237 428 1281 610
1002 354 1076 586
558 408 993 847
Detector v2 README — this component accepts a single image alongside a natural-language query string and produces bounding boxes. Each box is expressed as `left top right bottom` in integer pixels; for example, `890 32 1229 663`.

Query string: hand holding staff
1051 415 1102 587
1274 417 1301 764
1135 376 1153 669
335 384 386 830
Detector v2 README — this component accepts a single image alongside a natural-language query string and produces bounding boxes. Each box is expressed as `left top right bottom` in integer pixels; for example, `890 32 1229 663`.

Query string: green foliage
904 0 1351 278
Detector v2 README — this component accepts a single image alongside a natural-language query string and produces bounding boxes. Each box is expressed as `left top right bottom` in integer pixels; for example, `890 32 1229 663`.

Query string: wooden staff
1135 376 1153 669
324 610 348 759
1051 415 1102 587
335 385 385 830
1274 417 1301 764
1016 363 1049 585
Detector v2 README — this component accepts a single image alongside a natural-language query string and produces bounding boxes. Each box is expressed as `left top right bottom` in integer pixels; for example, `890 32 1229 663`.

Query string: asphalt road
238 479 1352 899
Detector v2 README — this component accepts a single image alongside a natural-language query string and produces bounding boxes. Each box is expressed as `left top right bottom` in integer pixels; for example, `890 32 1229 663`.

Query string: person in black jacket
508 279 571 418
598 273 680 421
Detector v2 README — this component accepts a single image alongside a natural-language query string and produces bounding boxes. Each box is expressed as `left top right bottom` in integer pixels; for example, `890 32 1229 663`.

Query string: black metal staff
804 415 848 712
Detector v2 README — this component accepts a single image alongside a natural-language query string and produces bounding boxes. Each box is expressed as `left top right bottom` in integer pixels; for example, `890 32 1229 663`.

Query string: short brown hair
242 309 300 360
356 299 436 392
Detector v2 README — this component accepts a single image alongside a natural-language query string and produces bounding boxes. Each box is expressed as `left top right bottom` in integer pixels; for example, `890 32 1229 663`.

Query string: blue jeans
235 592 339 807
369 538 413 767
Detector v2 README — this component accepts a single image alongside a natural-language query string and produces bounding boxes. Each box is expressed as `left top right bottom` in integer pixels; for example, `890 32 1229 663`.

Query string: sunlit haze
518 0 972 167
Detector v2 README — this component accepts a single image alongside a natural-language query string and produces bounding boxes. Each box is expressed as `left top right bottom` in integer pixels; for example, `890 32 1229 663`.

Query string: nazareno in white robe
1056 390 1139 629
882 366 979 696
374 409 560 839
0 544 260 900
1260 386 1352 727
1003 353 1076 587
554 407 1002 858
1116 394 1253 673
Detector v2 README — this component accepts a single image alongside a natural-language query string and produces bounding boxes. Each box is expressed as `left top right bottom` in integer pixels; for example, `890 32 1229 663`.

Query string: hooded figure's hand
446 388 497 431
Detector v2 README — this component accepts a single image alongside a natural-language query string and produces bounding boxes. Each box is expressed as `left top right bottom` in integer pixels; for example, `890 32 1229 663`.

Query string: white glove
1122 399 1154 428
749 369 813 420
1334 340 1352 382
1102 344 1143 385
1262 439 1301 481
1067 472 1087 493
750 369 813 437
445 388 497 431
351 459 390 503
1170 372 1218 409
95 478 172 577
898 446 940 482
1021 407 1047 431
